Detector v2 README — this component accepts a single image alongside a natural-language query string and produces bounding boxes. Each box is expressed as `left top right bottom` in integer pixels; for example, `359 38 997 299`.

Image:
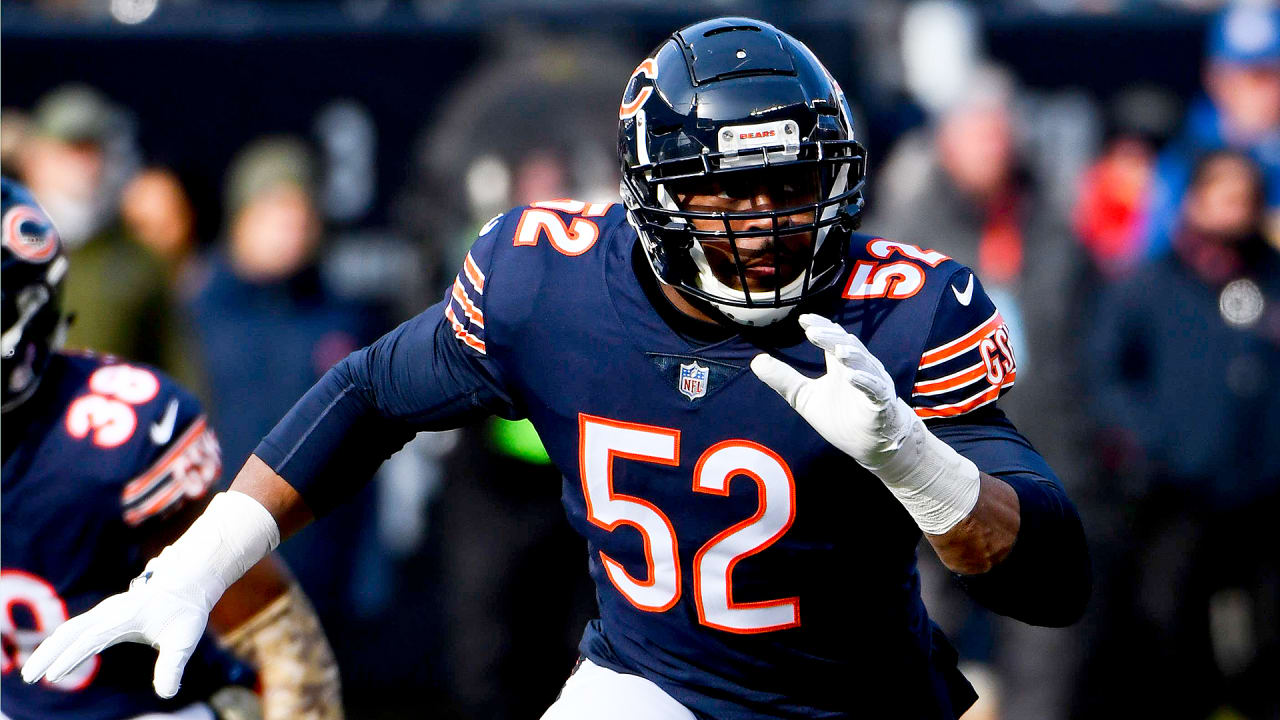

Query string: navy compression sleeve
930 408 1091 627
253 301 517 516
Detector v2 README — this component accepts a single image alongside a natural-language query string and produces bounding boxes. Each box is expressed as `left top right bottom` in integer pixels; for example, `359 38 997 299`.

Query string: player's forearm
208 556 336 720
854 405 1088 624
218 583 343 720
949 471 1091 627
228 455 315 541
923 472 1019 574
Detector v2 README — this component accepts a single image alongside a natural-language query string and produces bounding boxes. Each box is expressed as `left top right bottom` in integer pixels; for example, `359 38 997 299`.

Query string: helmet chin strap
686 240 812 327
661 279 797 328
711 301 798 327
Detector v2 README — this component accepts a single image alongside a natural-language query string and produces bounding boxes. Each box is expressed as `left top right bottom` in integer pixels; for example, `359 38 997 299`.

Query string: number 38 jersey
261 201 1056 720
1 352 237 720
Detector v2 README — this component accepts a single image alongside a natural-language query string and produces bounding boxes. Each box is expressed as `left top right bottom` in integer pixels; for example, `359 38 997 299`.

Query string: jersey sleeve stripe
912 361 986 396
444 304 487 354
914 372 1016 418
122 424 222 526
451 278 485 328
124 475 189 526
918 310 1002 369
463 252 486 294
121 416 208 503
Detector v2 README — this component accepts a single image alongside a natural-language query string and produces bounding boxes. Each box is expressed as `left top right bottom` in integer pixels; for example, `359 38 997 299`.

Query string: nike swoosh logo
951 273 974 306
150 398 180 445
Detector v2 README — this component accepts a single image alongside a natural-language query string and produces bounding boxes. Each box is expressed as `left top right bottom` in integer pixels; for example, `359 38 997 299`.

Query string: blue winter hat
1209 5 1280 66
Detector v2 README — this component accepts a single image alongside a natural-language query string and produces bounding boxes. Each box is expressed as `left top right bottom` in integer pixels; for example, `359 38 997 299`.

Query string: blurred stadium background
4 0 1279 718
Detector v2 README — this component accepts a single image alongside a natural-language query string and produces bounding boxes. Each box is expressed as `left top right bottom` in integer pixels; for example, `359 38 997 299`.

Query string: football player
24 18 1090 719
1 178 342 720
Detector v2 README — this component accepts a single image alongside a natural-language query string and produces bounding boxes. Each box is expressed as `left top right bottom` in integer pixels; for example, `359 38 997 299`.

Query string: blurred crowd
867 4 1280 719
4 1 1280 718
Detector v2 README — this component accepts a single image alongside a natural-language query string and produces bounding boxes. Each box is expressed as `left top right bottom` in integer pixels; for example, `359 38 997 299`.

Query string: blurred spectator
869 64 1089 474
1075 136 1156 276
1146 3 1280 256
20 85 134 252
187 132 385 495
120 167 199 277
185 136 390 677
1074 86 1182 280
0 109 33 174
867 63 1091 720
1080 149 1280 720
16 84 193 380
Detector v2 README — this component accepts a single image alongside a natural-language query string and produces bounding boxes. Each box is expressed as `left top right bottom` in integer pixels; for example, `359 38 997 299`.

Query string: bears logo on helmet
2 178 69 411
3 205 60 263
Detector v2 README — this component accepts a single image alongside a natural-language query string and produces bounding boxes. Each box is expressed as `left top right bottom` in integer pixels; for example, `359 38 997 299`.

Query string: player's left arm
140 499 342 720
753 307 1090 627
114 370 340 718
924 408 1090 627
129 394 342 720
23 232 519 697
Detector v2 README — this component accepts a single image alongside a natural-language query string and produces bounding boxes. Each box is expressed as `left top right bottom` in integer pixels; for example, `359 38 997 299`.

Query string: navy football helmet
619 17 866 326
2 178 69 411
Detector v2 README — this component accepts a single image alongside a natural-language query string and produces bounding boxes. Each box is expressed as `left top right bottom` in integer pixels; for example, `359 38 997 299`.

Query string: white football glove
22 492 279 698
751 314 981 535
22 575 210 698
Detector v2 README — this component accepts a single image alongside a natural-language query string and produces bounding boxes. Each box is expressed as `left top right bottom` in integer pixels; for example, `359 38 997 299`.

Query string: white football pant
541 658 696 720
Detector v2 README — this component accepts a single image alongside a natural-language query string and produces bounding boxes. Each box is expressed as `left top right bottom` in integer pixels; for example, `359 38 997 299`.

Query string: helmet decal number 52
579 414 800 633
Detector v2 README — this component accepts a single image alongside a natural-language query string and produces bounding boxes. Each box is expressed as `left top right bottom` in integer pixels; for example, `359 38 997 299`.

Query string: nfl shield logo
678 361 709 401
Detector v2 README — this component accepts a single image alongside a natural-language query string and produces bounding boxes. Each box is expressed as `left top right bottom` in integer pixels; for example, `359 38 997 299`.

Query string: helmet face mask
2 178 69 412
619 17 867 326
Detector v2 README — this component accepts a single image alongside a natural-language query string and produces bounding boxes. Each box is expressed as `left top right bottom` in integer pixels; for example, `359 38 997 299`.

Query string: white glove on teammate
750 314 981 535
22 491 280 698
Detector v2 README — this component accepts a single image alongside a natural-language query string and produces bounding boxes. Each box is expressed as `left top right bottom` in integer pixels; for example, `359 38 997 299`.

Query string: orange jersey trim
452 279 485 328
444 305 487 354
121 416 207 504
463 252 486 294
914 372 1016 418
918 311 1002 369
912 361 986 396
124 475 189 526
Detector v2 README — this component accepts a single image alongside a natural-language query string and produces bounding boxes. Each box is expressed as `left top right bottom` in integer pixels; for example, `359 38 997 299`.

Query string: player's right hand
751 313 914 470
22 571 210 699
24 491 282 699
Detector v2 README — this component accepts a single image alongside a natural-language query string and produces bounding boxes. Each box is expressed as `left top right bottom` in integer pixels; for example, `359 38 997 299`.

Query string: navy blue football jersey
1 352 237 720
260 201 1071 719
445 203 1016 718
